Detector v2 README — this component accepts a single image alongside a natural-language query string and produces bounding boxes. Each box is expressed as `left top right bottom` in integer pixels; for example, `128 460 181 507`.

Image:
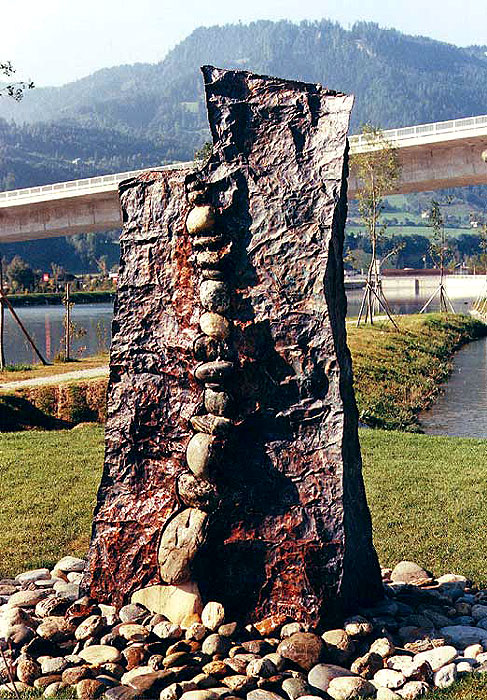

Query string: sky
3 0 486 87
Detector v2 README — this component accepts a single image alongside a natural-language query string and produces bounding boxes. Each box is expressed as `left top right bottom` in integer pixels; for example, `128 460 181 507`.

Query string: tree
1 61 34 100
419 198 455 313
350 124 400 326
5 255 36 291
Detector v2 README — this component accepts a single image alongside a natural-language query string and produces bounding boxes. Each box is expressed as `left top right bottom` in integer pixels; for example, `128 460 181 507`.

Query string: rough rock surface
83 65 382 625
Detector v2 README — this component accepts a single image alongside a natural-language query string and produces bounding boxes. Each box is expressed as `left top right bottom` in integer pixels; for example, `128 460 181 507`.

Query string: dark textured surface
84 66 382 626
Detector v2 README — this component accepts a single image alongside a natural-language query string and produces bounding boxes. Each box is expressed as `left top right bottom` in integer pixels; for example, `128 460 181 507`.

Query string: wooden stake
0 261 5 370
0 290 48 365
64 282 71 361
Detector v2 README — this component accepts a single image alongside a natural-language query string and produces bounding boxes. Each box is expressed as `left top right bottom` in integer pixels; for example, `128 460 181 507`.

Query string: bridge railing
349 113 487 148
0 162 192 206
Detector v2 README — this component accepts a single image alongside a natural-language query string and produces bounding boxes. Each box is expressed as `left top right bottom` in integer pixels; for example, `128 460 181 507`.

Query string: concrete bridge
1 114 487 243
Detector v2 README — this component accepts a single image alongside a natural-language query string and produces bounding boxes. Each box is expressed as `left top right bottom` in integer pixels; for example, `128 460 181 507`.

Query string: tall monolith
83 66 382 628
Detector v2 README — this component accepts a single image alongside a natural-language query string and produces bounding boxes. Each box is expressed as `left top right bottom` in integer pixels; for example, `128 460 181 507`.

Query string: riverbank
1 425 487 699
6 290 115 306
348 313 487 431
1 314 485 433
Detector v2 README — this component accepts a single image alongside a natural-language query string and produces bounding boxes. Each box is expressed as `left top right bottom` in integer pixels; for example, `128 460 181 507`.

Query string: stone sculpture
83 66 382 628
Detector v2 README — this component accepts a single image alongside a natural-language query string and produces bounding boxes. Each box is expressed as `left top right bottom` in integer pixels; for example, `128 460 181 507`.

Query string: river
4 288 471 367
420 336 487 438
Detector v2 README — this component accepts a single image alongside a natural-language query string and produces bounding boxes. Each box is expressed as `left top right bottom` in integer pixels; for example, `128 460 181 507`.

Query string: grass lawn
0 425 104 576
2 423 487 696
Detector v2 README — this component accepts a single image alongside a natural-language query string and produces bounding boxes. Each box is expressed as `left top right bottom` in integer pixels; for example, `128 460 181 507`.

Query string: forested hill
1 19 487 271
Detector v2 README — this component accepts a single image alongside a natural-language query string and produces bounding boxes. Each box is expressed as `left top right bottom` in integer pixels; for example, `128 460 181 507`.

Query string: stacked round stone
158 180 236 590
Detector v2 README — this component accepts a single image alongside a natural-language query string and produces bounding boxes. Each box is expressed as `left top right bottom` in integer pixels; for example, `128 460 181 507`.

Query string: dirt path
0 365 109 391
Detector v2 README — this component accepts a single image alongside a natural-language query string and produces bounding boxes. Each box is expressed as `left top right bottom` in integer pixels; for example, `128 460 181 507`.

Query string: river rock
131 582 203 625
204 389 233 417
16 655 41 685
281 677 311 700
440 625 487 648
277 633 324 671
391 562 430 585
55 556 86 573
200 313 231 340
396 681 429 699
186 206 216 235
202 634 231 656
308 664 359 693
186 434 221 480
15 568 51 585
7 589 48 608
327 676 376 699
76 678 105 699
35 594 71 618
202 602 225 630
322 629 355 664
75 614 104 640
373 669 405 689
433 662 457 688
200 280 230 314
158 508 208 584
414 645 457 671
78 645 122 665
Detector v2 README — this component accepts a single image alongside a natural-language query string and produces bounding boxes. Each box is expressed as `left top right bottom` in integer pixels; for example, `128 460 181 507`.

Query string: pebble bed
1 558 487 699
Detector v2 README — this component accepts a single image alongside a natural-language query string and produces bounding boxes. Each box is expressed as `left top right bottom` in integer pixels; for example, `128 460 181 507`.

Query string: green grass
361 429 487 588
0 424 104 576
0 427 486 697
348 314 487 431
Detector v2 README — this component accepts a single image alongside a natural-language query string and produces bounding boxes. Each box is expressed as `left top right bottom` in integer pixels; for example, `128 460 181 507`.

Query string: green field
1 425 487 696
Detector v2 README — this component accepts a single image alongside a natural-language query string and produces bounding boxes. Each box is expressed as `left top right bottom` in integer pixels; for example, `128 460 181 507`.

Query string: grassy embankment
348 313 487 431
6 291 114 306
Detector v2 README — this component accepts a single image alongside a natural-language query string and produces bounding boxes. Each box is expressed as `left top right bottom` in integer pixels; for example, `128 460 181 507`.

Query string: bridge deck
1 114 487 242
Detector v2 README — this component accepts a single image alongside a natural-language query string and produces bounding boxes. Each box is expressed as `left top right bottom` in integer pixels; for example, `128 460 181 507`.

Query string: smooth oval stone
190 413 233 436
7 589 48 608
186 433 220 479
75 614 104 641
186 206 216 235
194 361 234 385
201 601 225 631
200 312 231 340
177 473 219 512
308 664 358 693
118 622 151 641
192 234 225 249
193 335 222 362
327 676 376 699
158 508 208 584
78 645 122 665
247 691 286 700
204 388 233 416
201 633 231 656
200 280 230 313
55 556 86 573
277 632 325 671
196 244 232 269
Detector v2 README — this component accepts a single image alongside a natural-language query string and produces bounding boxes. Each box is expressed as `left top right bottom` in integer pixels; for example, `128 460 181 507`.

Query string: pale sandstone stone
131 582 203 625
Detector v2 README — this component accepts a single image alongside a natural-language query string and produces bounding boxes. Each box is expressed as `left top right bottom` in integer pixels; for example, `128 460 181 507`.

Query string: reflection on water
346 290 472 318
2 303 113 366
420 336 487 438
0 290 477 367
